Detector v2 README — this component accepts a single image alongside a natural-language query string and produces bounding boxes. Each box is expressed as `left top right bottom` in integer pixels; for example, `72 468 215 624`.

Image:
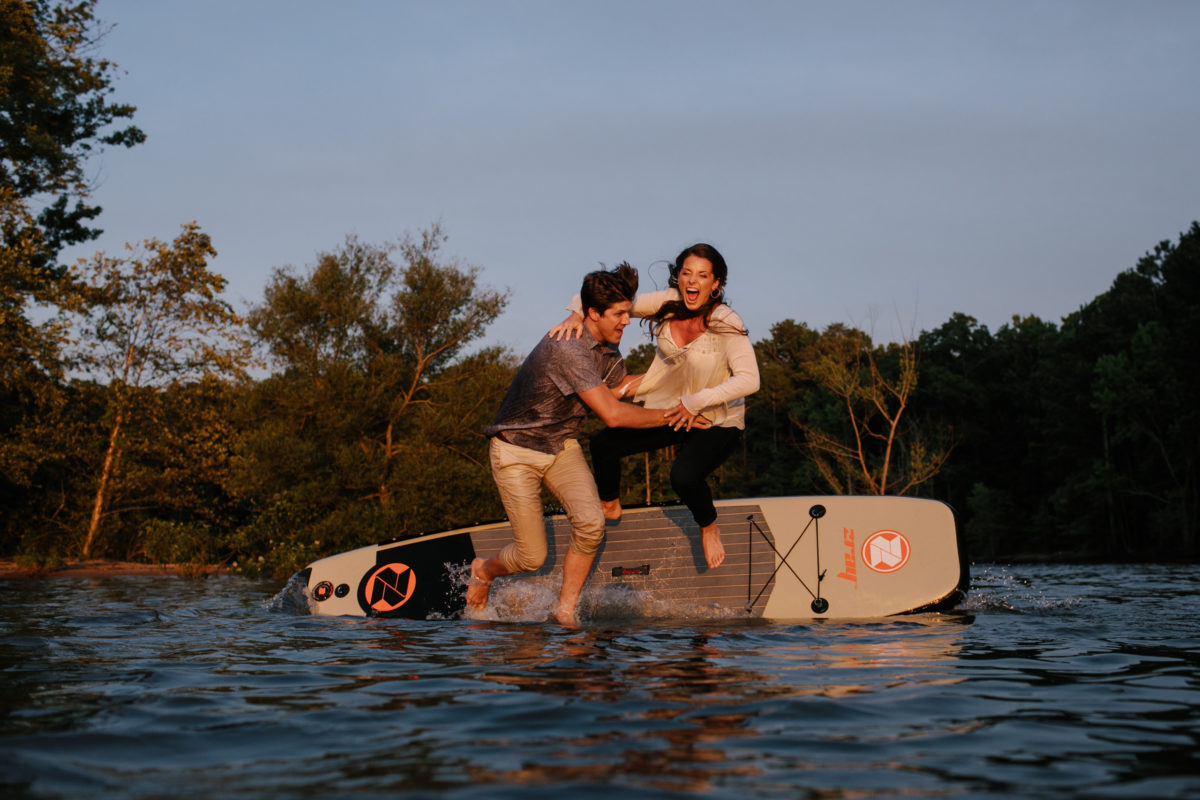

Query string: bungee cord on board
744 504 829 614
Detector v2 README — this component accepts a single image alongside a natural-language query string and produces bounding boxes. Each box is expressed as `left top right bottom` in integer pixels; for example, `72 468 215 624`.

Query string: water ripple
1 566 1198 798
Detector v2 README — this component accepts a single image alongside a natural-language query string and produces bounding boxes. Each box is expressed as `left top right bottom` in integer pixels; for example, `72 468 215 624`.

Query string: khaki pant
489 437 605 574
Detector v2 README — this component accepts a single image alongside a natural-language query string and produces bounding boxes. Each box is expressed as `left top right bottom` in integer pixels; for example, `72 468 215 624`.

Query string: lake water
1 563 1198 799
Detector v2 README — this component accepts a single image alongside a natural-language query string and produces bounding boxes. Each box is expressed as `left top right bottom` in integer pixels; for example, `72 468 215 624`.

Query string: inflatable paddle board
296 495 968 621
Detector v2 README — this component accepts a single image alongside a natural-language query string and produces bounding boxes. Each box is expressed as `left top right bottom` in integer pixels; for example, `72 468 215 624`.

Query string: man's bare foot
600 498 622 521
554 605 580 627
701 522 725 569
465 557 492 609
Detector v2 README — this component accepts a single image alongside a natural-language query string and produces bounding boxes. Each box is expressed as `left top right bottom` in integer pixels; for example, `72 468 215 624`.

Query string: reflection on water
456 571 759 624
435 618 973 794
1 564 1198 799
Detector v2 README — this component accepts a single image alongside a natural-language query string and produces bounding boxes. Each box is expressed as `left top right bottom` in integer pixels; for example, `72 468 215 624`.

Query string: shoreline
0 559 230 579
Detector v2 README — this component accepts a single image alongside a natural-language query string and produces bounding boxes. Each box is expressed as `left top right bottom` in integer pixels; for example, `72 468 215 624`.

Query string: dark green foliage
915 223 1200 560
68 224 248 558
4 2 1198 570
745 319 830 497
1 0 144 262
138 519 216 566
0 0 146 385
231 226 512 575
1058 223 1200 556
4 210 1198 566
917 313 1071 558
0 377 105 559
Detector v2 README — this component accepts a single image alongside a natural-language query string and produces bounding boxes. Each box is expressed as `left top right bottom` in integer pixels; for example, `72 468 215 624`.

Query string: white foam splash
462 573 746 624
264 572 315 615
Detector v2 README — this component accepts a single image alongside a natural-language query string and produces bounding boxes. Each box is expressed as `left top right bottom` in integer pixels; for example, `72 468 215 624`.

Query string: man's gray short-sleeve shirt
484 328 626 454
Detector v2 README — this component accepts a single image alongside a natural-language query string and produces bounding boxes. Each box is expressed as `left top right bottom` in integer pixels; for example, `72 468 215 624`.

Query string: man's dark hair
580 262 638 316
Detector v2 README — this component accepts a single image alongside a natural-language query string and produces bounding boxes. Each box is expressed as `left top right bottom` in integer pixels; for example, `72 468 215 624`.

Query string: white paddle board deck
298 495 968 621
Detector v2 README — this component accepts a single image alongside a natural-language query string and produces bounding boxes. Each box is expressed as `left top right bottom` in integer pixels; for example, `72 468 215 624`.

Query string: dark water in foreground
1 564 1198 799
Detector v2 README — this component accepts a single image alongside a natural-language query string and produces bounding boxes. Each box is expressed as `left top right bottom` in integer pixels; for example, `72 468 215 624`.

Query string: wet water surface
2 563 1198 799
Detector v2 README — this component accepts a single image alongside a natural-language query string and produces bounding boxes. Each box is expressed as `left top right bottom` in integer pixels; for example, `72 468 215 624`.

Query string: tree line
3 1 1197 575
739 225 1199 563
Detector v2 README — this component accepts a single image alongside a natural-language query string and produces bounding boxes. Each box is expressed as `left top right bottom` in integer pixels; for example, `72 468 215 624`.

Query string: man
468 263 703 625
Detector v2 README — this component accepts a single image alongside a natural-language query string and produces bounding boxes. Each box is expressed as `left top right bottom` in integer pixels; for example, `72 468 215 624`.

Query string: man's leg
556 550 593 627
470 439 552 610
544 439 606 625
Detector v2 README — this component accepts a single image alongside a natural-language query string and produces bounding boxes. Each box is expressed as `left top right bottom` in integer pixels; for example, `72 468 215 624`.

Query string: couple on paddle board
467 244 760 625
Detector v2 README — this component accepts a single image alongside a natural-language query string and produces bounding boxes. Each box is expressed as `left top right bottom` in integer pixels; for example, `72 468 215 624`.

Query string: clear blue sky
68 0 1200 353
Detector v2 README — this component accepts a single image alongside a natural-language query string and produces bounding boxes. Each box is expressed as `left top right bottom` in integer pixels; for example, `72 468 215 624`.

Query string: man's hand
664 403 713 431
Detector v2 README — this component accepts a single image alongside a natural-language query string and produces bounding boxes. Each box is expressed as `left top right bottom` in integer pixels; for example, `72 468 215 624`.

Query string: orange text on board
836 528 857 587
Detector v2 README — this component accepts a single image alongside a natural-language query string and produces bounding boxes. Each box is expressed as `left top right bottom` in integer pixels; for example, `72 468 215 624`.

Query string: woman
551 243 759 568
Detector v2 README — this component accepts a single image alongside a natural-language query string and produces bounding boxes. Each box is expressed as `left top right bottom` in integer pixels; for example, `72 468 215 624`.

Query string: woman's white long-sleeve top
570 289 760 429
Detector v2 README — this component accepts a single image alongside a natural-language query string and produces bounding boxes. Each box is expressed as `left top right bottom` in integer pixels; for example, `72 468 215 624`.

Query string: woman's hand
548 311 585 341
664 402 713 431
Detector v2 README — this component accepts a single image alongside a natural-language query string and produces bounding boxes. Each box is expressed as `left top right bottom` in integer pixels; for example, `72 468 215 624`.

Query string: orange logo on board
836 527 857 585
861 531 911 574
363 563 418 613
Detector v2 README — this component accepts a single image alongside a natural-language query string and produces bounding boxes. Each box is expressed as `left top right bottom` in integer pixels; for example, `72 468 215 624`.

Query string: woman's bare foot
465 557 492 609
600 498 622 521
701 522 725 569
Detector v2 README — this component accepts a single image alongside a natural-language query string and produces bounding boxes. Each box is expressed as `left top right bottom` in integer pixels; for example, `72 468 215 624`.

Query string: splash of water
264 572 314 615
269 561 755 623
960 564 1082 615
463 573 747 624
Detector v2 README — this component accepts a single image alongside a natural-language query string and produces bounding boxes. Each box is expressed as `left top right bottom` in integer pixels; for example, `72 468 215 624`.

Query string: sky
63 0 1200 355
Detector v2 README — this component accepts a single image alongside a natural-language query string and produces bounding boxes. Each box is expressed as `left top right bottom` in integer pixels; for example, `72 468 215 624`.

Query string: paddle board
296 495 968 621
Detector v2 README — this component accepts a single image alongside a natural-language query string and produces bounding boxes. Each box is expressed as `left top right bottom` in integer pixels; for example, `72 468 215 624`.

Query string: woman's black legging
589 425 743 528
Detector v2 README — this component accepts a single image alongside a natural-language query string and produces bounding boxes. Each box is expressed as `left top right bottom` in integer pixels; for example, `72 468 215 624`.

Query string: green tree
0 188 66 376
0 375 102 561
247 225 508 506
237 225 511 574
788 323 952 496
918 313 1063 558
1065 222 1200 556
112 376 246 562
366 227 509 506
917 225 1200 561
1 0 144 264
71 223 248 558
748 319 829 497
1 0 145 544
